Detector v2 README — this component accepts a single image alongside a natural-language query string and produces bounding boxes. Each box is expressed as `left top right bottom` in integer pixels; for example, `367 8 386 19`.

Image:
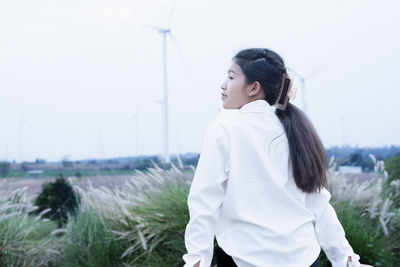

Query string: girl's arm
316 202 362 267
306 188 363 267
182 121 230 267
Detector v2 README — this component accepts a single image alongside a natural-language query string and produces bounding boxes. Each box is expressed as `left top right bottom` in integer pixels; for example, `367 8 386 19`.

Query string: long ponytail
234 48 327 193
275 103 327 193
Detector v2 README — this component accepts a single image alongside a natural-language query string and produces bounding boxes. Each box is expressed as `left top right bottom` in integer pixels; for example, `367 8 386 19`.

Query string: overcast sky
1 0 399 162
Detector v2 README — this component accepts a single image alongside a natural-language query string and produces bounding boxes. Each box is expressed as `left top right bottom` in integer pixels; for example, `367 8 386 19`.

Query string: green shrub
0 161 10 178
0 188 61 266
58 208 132 267
0 214 60 266
386 153 400 183
318 200 398 267
57 164 193 267
123 182 190 266
33 174 80 227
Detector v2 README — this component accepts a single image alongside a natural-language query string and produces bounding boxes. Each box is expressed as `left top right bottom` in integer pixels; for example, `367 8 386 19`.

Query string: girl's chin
222 103 233 109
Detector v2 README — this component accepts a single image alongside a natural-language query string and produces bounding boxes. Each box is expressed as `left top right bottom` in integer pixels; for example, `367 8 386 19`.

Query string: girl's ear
247 81 262 97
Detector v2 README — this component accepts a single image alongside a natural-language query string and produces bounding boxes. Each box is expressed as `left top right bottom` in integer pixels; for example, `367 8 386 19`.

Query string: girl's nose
221 80 227 90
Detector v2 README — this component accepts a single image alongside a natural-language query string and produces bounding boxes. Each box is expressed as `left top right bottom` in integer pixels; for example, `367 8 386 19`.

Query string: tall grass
0 185 61 266
318 156 400 266
0 155 398 266
58 207 132 267
58 162 192 267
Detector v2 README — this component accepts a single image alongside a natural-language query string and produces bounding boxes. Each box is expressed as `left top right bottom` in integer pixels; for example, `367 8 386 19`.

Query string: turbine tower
132 98 140 157
95 129 104 158
91 127 106 170
18 116 32 163
287 62 330 114
143 0 182 165
341 115 346 147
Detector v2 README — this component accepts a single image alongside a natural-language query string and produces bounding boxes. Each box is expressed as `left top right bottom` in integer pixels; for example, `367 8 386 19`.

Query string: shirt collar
239 99 276 114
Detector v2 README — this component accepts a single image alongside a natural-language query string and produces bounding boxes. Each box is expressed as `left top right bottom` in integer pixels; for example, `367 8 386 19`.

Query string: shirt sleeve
182 121 230 267
306 187 361 267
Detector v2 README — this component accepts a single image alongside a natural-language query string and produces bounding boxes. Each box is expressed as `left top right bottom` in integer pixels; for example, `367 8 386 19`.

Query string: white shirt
182 99 361 267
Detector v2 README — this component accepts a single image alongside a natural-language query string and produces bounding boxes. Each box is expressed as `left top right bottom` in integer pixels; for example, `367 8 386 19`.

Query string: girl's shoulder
214 109 240 125
210 109 242 135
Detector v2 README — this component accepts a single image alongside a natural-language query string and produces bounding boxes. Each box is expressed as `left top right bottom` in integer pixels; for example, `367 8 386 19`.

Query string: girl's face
220 61 253 109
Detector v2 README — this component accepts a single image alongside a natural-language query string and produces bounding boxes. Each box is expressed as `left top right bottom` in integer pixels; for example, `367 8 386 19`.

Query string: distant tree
21 162 28 171
184 155 200 167
325 146 400 163
348 152 363 166
61 157 73 168
122 164 131 170
385 153 400 183
0 161 10 177
360 160 374 172
34 158 46 164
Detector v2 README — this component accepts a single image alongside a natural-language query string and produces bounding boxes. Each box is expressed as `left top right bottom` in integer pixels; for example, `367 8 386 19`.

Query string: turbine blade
147 97 164 104
21 118 33 127
168 0 177 29
92 127 103 134
141 24 167 33
286 67 304 80
169 33 193 76
305 61 331 80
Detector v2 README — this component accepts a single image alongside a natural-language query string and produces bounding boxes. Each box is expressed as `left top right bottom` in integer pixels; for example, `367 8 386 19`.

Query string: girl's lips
221 94 227 100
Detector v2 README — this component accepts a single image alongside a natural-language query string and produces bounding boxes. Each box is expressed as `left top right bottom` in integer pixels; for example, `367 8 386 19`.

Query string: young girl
182 48 373 267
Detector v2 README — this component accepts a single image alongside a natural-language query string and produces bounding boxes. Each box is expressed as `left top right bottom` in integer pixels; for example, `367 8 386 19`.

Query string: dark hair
233 48 327 193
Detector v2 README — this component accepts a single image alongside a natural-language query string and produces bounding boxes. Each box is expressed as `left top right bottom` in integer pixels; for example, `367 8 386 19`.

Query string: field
0 171 374 197
0 162 398 266
1 175 139 196
0 167 196 197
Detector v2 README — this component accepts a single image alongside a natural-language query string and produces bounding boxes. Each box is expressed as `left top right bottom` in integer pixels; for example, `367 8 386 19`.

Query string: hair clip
274 73 293 111
288 87 297 100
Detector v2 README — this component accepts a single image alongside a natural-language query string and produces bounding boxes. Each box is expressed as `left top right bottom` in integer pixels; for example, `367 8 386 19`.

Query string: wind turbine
5 145 9 162
92 127 105 160
287 62 330 114
341 114 346 147
131 99 140 157
18 115 32 163
142 0 186 165
172 124 181 155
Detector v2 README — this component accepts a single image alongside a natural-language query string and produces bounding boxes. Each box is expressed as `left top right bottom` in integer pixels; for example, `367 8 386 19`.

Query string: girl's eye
228 76 233 80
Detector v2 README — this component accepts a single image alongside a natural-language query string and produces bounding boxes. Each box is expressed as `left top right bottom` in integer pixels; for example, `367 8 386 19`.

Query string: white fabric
182 99 361 267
